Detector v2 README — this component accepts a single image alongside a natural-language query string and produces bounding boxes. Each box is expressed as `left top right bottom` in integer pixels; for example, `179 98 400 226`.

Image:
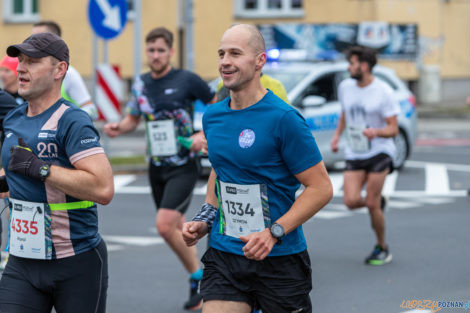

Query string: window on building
234 0 304 18
3 0 39 23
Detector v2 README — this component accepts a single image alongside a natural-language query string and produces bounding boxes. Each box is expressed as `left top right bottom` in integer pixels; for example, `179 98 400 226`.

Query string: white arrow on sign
96 0 122 31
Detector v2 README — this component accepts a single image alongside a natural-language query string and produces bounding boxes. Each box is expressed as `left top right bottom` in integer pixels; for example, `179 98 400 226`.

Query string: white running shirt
338 77 401 160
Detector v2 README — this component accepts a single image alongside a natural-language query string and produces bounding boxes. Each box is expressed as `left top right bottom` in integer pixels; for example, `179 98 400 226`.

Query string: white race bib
147 120 178 157
218 181 269 238
347 124 370 153
9 199 50 260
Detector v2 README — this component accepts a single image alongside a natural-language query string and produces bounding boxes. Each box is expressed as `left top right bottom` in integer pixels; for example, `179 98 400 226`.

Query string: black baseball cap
6 32 69 65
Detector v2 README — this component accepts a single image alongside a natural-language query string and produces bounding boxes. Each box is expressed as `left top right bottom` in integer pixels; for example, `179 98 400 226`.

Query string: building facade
0 0 468 104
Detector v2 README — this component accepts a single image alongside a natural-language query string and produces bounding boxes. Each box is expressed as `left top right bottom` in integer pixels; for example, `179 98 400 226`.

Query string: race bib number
9 199 51 260
147 120 178 157
218 181 270 238
347 124 370 153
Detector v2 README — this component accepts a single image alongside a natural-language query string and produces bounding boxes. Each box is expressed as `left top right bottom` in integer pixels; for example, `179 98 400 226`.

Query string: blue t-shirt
203 91 322 256
2 99 105 259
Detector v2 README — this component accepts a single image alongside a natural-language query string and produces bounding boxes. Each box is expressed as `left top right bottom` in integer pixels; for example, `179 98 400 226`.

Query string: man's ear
255 52 267 71
55 61 68 80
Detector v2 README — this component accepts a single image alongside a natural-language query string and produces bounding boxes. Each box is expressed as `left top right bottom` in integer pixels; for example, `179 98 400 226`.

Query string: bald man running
182 24 333 313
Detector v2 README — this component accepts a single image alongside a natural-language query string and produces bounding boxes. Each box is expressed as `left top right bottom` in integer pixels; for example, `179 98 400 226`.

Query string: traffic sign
96 64 123 122
88 0 128 40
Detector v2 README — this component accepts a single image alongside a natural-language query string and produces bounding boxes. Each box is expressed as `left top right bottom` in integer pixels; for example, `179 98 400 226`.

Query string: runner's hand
240 228 277 261
189 132 205 152
103 122 121 138
182 221 208 246
330 137 339 153
8 138 48 181
362 128 378 140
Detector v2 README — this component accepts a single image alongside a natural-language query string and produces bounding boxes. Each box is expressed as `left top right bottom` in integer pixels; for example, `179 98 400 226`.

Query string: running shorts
0 239 108 313
201 247 312 313
148 158 200 213
345 153 394 174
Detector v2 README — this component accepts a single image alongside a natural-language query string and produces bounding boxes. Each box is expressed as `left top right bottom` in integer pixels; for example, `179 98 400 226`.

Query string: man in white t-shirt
330 46 400 266
32 21 98 120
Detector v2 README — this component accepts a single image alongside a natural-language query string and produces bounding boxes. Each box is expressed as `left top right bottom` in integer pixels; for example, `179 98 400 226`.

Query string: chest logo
239 129 255 149
164 88 177 95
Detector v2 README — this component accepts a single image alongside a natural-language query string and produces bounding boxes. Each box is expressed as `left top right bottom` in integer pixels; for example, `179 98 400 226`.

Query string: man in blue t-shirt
0 32 114 313
104 26 215 310
182 24 333 313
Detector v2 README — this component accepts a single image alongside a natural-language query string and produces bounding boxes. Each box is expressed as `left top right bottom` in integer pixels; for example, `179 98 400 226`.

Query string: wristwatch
38 164 51 181
270 223 285 245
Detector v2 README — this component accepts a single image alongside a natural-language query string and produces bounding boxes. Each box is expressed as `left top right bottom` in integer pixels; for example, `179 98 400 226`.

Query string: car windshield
263 70 309 93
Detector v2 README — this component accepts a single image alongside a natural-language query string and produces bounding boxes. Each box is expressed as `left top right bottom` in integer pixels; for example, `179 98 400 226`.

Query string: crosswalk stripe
425 163 450 195
383 171 398 196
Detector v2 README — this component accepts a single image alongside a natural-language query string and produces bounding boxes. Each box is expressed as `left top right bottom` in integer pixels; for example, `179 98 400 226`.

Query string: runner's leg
343 170 367 209
365 170 388 248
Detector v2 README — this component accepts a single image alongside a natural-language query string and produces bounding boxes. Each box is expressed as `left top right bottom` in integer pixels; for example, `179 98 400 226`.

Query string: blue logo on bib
239 129 255 148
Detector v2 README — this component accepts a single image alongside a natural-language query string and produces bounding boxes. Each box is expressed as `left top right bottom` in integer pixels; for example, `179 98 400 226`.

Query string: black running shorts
0 239 108 313
148 158 200 213
345 153 394 174
201 247 312 313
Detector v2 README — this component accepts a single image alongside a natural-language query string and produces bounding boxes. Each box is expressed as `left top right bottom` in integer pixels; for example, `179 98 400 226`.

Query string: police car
262 61 417 169
196 61 416 172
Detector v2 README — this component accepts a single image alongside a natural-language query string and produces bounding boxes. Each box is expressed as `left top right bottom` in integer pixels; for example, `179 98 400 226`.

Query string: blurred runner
330 46 400 265
104 27 216 310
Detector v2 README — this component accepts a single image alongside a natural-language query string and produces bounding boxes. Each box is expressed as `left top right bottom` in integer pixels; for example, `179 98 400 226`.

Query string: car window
263 70 308 93
293 73 337 107
374 72 398 90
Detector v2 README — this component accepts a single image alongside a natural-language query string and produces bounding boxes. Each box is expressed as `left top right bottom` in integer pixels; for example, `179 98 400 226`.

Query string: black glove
0 175 8 193
8 138 48 181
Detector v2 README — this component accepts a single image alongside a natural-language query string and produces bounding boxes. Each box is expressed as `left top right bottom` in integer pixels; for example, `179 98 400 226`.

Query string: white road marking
114 175 136 189
425 163 450 195
103 235 164 246
383 171 398 196
193 183 208 196
329 172 344 195
115 186 151 194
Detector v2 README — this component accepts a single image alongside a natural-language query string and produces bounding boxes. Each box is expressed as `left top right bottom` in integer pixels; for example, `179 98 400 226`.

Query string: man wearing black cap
0 32 114 313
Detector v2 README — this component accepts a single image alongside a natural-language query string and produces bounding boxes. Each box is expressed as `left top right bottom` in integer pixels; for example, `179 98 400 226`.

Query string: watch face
271 223 284 237
39 165 49 177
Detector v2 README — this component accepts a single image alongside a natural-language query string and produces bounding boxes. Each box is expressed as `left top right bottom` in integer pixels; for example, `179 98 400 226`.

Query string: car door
291 71 345 167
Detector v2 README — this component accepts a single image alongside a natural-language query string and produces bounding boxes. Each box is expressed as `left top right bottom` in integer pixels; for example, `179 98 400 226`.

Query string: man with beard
182 24 332 313
104 27 215 310
330 46 400 265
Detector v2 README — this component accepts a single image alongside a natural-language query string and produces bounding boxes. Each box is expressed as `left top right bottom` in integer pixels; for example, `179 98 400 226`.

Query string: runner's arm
45 153 114 205
331 111 345 152
103 114 140 138
275 161 332 235
363 115 398 139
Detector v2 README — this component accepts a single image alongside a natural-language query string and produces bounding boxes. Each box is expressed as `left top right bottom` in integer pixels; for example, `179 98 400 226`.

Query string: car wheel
393 129 409 170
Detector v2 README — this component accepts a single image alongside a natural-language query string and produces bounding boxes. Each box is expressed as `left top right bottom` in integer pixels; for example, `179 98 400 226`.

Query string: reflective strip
49 201 95 211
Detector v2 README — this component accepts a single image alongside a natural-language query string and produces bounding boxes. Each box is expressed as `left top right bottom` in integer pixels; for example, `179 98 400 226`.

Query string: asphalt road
1 117 469 313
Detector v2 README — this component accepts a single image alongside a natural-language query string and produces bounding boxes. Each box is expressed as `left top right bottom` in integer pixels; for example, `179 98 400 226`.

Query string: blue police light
267 48 280 60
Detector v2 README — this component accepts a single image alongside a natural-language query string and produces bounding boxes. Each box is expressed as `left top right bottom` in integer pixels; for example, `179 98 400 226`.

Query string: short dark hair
33 21 62 37
346 46 377 71
145 27 173 48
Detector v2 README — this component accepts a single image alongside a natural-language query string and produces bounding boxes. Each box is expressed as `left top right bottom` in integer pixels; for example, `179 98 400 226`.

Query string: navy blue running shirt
127 68 215 166
2 99 105 259
203 91 323 256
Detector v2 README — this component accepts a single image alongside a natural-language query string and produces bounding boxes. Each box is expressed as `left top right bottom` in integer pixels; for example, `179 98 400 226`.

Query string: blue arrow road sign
88 0 128 40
